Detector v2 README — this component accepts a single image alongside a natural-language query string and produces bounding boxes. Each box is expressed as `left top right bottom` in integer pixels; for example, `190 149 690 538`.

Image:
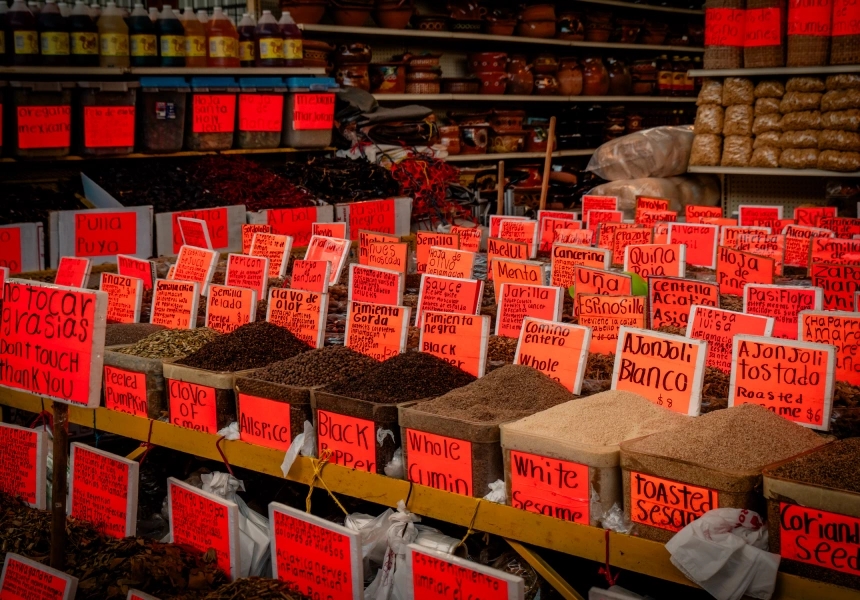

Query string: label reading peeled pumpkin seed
258 37 283 60
284 38 301 60
209 36 237 58
130 33 157 57
100 33 129 56
40 31 70 55
185 35 207 57
14 31 39 55
71 31 99 55
160 35 185 57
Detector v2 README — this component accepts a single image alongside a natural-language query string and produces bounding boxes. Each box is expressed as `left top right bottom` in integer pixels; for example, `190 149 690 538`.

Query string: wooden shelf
0 389 858 600
575 0 704 15
301 23 704 53
446 149 597 162
688 166 860 177
375 93 697 102
0 66 326 77
0 147 333 163
689 65 860 77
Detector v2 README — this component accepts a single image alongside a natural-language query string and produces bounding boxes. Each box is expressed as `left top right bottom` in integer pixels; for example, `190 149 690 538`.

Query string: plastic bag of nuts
818 149 860 171
819 129 860 151
780 111 821 130
754 80 785 98
698 80 724 105
722 77 755 106
750 146 781 167
755 97 781 115
821 109 860 131
753 113 783 133
754 131 781 147
690 134 723 166
721 135 753 166
821 89 860 111
779 92 823 113
826 74 860 90
779 147 819 168
724 105 753 135
779 130 820 148
694 105 725 134
786 77 826 93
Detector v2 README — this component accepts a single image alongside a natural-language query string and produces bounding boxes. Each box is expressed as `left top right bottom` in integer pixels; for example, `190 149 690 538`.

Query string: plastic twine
305 449 349 517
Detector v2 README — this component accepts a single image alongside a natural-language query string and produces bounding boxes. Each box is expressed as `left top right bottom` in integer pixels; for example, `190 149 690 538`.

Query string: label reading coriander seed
630 471 717 532
509 450 589 524
779 503 860 575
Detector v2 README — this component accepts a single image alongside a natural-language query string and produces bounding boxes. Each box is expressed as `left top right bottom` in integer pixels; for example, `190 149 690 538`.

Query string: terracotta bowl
517 20 556 38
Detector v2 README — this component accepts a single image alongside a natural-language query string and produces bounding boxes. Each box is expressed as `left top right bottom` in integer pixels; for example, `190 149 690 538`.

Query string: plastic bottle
128 2 155 65
69 0 98 65
27 1 40 16
58 2 70 17
671 55 685 97
89 1 101 20
97 1 128 67
207 5 238 67
0 3 8 66
237 12 254 67
38 0 69 64
254 9 281 67
157 4 184 66
195 8 207 27
656 54 672 97
148 6 157 21
181 4 206 66
8 0 38 66
116 0 128 20
278 10 301 66
681 55 694 96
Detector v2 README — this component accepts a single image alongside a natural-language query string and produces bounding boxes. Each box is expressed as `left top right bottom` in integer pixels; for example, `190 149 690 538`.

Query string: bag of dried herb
115 328 222 360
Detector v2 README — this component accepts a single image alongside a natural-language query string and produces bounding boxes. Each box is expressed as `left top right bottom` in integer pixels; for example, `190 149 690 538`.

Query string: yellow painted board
1 389 858 600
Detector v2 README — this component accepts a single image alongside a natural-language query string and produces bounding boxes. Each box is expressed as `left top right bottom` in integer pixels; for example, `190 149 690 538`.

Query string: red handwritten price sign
571 266 632 309
205 284 256 334
150 280 199 330
499 219 539 258
799 310 860 386
751 218 794 232
238 93 283 132
487 238 529 281
17 105 72 149
716 246 774 296
69 443 138 539
744 283 822 340
653 222 670 245
192 94 236 134
348 200 396 240
103 365 148 417
117 255 156 291
359 230 400 265
637 209 677 229
625 244 685 278
73 210 138 258
612 327 706 415
100 273 143 324
237 393 294 452
171 245 218 292
730 335 835 430
416 275 483 328
420 312 489 377
266 207 317 247
55 256 91 288
686 205 722 221
304 235 350 285
317 409 377 472
269 502 362 600
450 225 482 253
587 209 623 232
292 93 337 130
611 228 653 266
721 225 772 249
507 449 590 524
582 194 618 215
349 264 402 306
406 545 524 600
686 305 773 373
0 280 106 407
170 208 229 255
777 503 860 577
697 217 737 227
344 301 410 361
251 232 292 279
667 223 720 269
739 205 783 227
810 237 860 264
426 246 475 279
550 244 610 288
267 288 327 349
515 318 589 394
177 216 213 250
489 214 528 239
242 224 271 254
821 217 860 238
168 477 240 579
0 423 47 509
291 259 331 294
636 196 670 216
0 553 77 600
496 284 562 339
167 378 219 432
404 428 474 496
783 225 834 268
794 206 837 227
578 295 646 355
537 211 578 252
225 253 269 302
597 222 639 250
649 276 719 330
811 263 860 311
416 232 459 274
629 471 717 533
312 221 347 239
491 259 546 298
555 228 594 246
368 242 408 274
736 233 786 275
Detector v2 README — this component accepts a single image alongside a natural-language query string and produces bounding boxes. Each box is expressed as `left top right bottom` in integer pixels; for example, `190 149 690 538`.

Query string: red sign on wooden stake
0 423 47 509
69 443 138 539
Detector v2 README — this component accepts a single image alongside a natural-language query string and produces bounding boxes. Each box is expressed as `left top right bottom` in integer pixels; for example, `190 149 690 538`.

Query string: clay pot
370 62 405 93
476 71 507 94
332 1 373 26
490 128 526 153
468 52 507 73
460 124 489 154
335 42 372 64
524 123 550 152
491 109 526 129
534 74 559 95
506 55 533 95
607 58 632 96
533 53 558 74
484 17 516 36
557 58 583 96
517 20 555 38
585 25 612 42
414 15 447 30
447 0 486 20
582 56 609 96
519 3 555 21
373 0 413 29
557 11 584 40
280 1 327 24
335 63 370 90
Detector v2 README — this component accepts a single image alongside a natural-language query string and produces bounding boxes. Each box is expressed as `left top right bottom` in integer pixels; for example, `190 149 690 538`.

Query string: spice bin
763 440 860 590
233 375 314 446
137 76 189 154
237 77 286 150
78 81 139 156
185 76 239 151
102 345 167 420
283 77 338 149
11 81 75 159
161 361 248 434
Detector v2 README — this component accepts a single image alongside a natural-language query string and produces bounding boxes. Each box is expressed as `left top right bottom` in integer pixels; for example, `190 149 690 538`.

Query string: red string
29 410 53 432
215 436 235 477
137 420 156 465
598 529 619 587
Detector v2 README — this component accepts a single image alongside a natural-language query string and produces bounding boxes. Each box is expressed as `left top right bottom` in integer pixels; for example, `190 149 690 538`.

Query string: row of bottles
656 55 701 97
0 1 303 68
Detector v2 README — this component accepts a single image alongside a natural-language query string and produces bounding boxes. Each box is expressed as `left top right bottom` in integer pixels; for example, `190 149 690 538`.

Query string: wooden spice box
233 376 315 451
102 345 167 420
763 446 860 590
311 390 400 475
398 402 503 499
162 362 251 434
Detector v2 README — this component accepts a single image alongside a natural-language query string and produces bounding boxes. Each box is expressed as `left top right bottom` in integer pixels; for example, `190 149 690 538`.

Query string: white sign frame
496 283 563 340
348 263 404 305
68 442 139 538
624 243 687 279
0 222 43 273
150 280 201 330
154 204 246 257
205 284 258 333
100 272 143 324
0 422 48 510
0 553 78 600
514 317 591 395
304 234 351 285
416 274 484 328
403 544 524 600
419 311 491 378
52 206 153 267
